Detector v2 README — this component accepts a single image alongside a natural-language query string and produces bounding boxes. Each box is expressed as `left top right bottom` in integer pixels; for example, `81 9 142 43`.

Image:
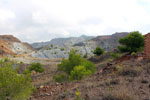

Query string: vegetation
93 46 104 56
24 62 44 74
110 53 121 59
75 90 84 100
61 48 64 51
0 59 34 100
53 73 68 83
69 65 92 80
54 49 96 82
83 53 88 58
118 31 144 53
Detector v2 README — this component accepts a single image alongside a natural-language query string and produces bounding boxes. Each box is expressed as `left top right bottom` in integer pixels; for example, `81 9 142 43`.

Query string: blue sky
0 0 150 43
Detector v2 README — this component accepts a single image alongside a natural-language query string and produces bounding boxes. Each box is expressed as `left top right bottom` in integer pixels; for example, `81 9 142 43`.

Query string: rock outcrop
0 35 33 56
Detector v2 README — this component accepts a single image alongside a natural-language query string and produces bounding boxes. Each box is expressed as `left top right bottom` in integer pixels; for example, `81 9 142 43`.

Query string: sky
0 0 150 43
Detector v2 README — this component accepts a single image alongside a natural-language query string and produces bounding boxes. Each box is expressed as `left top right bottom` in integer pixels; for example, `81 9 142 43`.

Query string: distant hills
0 32 129 58
31 32 129 59
31 35 95 49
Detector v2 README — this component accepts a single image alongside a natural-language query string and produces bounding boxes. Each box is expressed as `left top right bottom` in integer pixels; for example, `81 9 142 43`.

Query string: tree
118 31 144 53
93 46 104 56
0 60 34 100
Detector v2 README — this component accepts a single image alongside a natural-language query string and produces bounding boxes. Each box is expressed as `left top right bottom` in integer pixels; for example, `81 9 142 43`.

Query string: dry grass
103 86 136 100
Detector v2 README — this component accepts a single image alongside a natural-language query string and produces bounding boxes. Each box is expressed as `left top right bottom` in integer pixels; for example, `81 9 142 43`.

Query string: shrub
69 65 92 81
4 57 9 62
53 73 69 83
93 46 104 56
61 48 64 51
0 61 34 100
58 50 96 75
110 53 120 59
56 49 96 82
131 52 136 55
118 31 144 53
24 62 44 74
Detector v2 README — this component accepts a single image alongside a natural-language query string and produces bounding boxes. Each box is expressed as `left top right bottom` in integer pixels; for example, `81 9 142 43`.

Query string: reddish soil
31 55 150 100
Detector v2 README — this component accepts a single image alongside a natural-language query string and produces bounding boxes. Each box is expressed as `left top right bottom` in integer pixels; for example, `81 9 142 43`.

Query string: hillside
31 32 129 59
0 35 33 57
30 53 150 100
31 35 94 49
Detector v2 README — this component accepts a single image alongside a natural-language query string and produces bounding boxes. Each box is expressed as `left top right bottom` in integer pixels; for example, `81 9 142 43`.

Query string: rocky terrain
1 32 150 100
30 53 150 100
31 32 129 59
0 35 33 57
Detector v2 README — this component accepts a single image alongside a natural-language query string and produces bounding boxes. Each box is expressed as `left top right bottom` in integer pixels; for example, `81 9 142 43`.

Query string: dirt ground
8 55 150 100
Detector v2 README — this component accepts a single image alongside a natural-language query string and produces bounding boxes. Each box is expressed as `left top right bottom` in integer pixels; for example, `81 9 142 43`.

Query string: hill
30 53 150 100
31 32 129 59
0 35 33 57
31 35 94 49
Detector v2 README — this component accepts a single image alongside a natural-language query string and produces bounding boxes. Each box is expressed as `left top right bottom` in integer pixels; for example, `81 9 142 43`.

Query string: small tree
93 46 104 56
0 61 34 100
118 31 144 53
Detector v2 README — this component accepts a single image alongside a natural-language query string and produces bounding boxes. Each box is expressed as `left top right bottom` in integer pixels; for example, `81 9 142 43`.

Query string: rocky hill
91 32 129 51
31 35 94 49
31 32 129 59
0 35 33 56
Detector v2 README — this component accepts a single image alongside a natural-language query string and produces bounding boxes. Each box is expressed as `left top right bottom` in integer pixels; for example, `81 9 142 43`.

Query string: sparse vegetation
110 53 121 59
103 86 135 100
93 46 104 56
118 31 144 53
117 65 141 77
53 73 69 83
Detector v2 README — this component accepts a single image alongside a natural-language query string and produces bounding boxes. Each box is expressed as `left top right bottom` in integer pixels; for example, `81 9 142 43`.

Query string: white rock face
31 41 96 59
12 42 32 54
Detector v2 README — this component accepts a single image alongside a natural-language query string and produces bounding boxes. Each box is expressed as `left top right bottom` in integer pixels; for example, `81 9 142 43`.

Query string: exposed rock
31 32 129 59
0 35 33 56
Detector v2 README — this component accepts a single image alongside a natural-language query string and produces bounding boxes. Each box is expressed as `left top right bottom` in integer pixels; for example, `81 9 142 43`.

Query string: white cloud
0 0 150 43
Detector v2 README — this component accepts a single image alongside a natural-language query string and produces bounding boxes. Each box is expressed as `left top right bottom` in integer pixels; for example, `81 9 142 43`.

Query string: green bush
56 49 96 82
61 48 64 51
93 47 104 56
58 50 96 75
118 31 144 53
0 61 34 100
110 53 120 59
131 52 136 55
24 62 44 74
69 65 92 81
53 73 69 83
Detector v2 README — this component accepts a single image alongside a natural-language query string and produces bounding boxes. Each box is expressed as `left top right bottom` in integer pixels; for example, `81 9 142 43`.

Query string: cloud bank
0 0 150 43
